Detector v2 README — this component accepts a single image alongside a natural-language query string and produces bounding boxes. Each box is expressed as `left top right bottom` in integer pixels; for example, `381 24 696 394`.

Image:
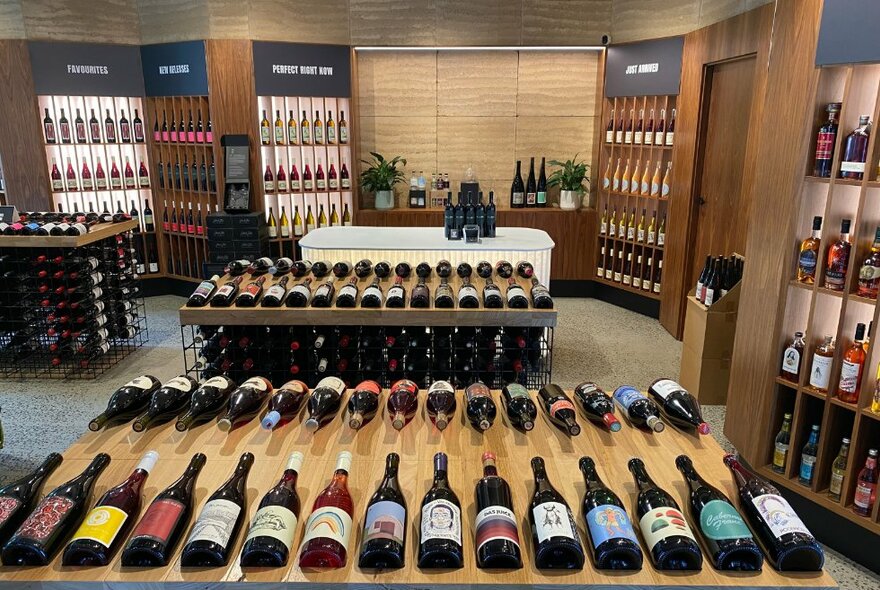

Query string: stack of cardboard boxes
205 212 269 275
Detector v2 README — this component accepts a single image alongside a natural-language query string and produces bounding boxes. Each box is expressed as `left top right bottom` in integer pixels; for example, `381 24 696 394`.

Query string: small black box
209 251 234 264
209 240 235 252
235 226 268 241
233 213 264 228
207 227 234 241
234 240 267 254
206 213 234 228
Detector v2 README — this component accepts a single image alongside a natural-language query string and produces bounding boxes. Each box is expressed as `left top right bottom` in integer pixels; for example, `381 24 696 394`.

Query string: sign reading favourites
604 37 684 97
253 42 351 97
28 41 145 97
816 0 880 66
140 41 209 96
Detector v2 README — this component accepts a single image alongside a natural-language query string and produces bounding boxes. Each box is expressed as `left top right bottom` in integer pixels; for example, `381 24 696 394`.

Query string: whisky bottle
814 103 841 177
837 323 866 403
772 413 792 473
797 216 823 283
857 226 880 299
824 218 852 291
260 109 270 145
612 158 622 192
828 437 850 501
780 331 805 383
808 336 835 392
620 159 631 193
840 115 871 180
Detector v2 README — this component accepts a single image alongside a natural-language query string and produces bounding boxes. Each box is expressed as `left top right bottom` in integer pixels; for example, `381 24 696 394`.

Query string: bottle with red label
538 384 580 436
43 107 56 143
95 157 107 190
50 158 63 192
475 451 522 568
853 449 878 517
0 453 63 549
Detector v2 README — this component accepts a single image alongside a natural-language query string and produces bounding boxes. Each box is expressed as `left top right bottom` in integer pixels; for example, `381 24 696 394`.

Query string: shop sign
29 41 145 97
253 42 351 97
141 41 208 96
605 37 683 97
816 0 880 66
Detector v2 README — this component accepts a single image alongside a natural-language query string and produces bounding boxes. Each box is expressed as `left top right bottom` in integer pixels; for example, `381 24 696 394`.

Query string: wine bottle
235 275 267 307
345 380 381 430
336 277 359 308
286 278 313 307
612 385 665 432
358 453 406 569
311 279 336 307
388 379 418 431
434 278 454 308
573 382 621 432
411 277 430 308
239 451 304 567
360 278 384 308
537 384 580 436
530 278 553 309
0 453 63 548
261 380 308 430
298 451 354 568
132 375 200 432
89 375 162 431
121 453 207 567
723 454 823 571
1 453 110 566
675 455 763 571
62 451 159 565
579 457 642 570
426 380 456 431
175 375 237 432
500 383 537 431
506 277 529 309
217 377 273 432
465 382 496 432
181 452 254 567
210 276 243 307
304 376 345 432
457 275 479 308
648 379 710 434
529 457 585 569
386 276 406 308
482 278 503 308
261 276 290 307
475 451 522 568
418 452 463 568
186 275 219 307
628 458 702 570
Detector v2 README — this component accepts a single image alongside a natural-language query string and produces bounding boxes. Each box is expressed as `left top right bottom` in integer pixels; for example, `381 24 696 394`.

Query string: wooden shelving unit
0 219 137 247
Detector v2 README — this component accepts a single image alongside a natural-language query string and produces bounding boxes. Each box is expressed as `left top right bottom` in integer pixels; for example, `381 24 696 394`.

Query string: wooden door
690 56 758 285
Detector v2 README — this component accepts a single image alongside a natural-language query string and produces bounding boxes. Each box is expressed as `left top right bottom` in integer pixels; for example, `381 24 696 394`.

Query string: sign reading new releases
29 41 145 97
605 37 684 97
140 41 208 96
816 0 880 66
253 42 351 97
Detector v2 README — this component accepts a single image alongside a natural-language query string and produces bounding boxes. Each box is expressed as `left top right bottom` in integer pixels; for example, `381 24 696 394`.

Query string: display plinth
0 388 837 589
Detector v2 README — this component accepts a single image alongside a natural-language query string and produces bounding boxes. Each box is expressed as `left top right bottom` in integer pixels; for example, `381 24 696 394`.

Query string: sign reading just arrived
604 37 684 98
29 41 145 97
140 41 209 96
252 42 351 98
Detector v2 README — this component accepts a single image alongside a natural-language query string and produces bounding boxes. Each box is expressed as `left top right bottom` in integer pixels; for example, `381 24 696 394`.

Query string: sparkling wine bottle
465 382 496 431
346 380 381 430
612 385 665 432
579 456 642 570
418 452 463 568
261 380 308 430
529 456 585 569
1 453 110 566
132 375 200 432
0 453 63 548
89 375 162 431
358 453 406 569
175 375 237 432
304 376 345 432
628 457 702 570
573 382 621 432
648 379 710 434
538 384 580 436
723 454 823 571
501 383 537 431
299 451 354 568
181 452 254 567
426 380 457 431
217 377 273 432
475 451 522 568
239 451 303 567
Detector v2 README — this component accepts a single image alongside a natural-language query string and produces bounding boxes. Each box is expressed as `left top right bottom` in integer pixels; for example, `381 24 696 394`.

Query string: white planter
374 189 394 210
560 190 580 210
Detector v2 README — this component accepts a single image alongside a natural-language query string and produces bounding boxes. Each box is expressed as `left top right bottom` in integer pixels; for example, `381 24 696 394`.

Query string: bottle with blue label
359 453 406 569
612 386 665 432
798 425 820 486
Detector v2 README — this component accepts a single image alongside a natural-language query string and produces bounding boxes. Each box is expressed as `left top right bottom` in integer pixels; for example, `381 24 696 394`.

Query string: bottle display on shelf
824 218 852 291
694 254 744 306
418 451 463 569
828 437 850 502
839 115 872 180
797 216 823 283
528 456 585 570
779 333 805 383
475 451 522 569
647 379 709 435
807 336 835 392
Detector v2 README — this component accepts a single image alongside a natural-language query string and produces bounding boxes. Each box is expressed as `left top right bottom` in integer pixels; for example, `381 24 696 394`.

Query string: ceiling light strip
354 46 605 52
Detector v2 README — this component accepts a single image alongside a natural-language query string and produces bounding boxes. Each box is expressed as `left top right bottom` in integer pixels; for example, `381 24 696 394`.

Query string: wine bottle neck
629 461 656 491
580 464 605 491
726 458 751 488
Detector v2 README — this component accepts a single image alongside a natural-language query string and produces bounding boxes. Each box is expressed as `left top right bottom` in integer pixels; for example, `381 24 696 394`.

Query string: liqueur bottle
579 457 642 570
298 451 354 568
175 375 237 432
89 375 162 431
857 226 880 299
828 437 850 502
797 216 823 283
0 453 63 548
853 449 878 517
358 453 406 569
824 218 851 290
840 115 872 180
418 452 463 568
426 380 456 431
303 376 345 432
771 413 792 474
132 375 200 432
217 377 273 432
474 452 522 568
388 379 419 431
813 103 841 177
529 457 585 569
500 383 537 431
808 336 835 392
573 382 621 432
261 380 309 430
837 322 866 403
538 384 580 436
780 332 805 383
647 378 710 434
798 424 820 486
346 380 381 430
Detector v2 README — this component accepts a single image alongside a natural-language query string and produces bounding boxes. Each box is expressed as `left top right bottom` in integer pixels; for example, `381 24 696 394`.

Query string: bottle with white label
299 451 354 568
358 453 406 569
175 375 237 432
181 452 254 567
218 377 273 432
807 336 834 392
132 374 200 432
239 452 304 567
418 452 463 568
529 457 585 569
475 451 522 568
88 375 162 431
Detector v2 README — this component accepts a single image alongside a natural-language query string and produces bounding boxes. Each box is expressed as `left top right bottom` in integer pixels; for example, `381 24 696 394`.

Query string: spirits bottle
853 449 878 516
475 451 522 568
0 453 63 548
132 375 200 432
857 226 880 298
825 218 852 290
538 384 580 436
529 457 585 569
358 453 406 569
814 102 841 177
837 322 866 403
304 376 345 432
89 375 162 431
418 452 463 568
808 336 835 391
771 413 792 474
798 424 820 486
647 378 710 434
573 382 621 432
298 451 354 567
840 115 872 179
828 437 850 502
797 216 823 283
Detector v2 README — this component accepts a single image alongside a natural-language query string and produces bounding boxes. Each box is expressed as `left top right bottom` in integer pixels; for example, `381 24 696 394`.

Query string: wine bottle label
187 498 241 547
665 132 674 146
291 284 311 300
458 285 477 302
649 379 682 400
192 281 214 298
829 471 844 497
388 286 405 300
537 191 547 205
342 178 351 189
215 284 234 298
204 375 233 389
291 179 301 190
634 131 643 143
242 377 270 391
505 383 530 399
125 375 156 390
772 443 789 469
798 250 817 276
751 494 811 539
299 505 352 549
266 285 285 299
363 285 382 302
658 232 665 246
614 271 622 282
339 285 357 298
600 221 607 234
278 180 288 191
616 131 623 143
16 496 76 541
421 499 462 544
129 498 185 544
70 505 129 548
838 360 861 393
475 505 520 551
781 346 800 374
585 504 639 547
637 229 645 242
647 230 655 244
840 161 865 173
0 496 22 525
854 481 875 509
815 131 834 160
165 377 195 393
548 399 575 416
638 506 697 550
606 130 613 143
799 454 816 481
363 500 406 546
512 191 524 205
505 287 524 303
316 376 346 395
698 500 752 541
245 505 298 549
625 131 633 143
532 501 578 544
654 132 663 144
704 288 715 306
808 354 832 390
621 179 629 192
641 181 649 194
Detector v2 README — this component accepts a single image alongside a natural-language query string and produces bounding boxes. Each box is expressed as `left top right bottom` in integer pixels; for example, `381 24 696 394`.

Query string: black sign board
253 42 351 97
605 37 684 97
29 41 145 97
816 0 880 66
140 41 208 96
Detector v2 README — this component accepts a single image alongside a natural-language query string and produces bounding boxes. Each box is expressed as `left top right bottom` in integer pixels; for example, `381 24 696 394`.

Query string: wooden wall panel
610 0 772 43
437 116 516 186
521 0 612 45
356 52 437 118
20 0 140 44
517 52 599 117
249 0 350 44
0 0 25 38
437 52 518 117
515 116 596 167
208 0 250 38
137 0 209 44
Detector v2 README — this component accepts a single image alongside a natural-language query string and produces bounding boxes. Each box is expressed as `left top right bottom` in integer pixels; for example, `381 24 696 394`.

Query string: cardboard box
680 345 732 406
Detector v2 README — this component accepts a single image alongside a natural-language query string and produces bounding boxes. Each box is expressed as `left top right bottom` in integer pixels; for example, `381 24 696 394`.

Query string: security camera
601 34 611 46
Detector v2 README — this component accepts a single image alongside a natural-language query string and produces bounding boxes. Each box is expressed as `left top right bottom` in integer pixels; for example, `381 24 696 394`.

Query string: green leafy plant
547 154 591 192
359 152 407 192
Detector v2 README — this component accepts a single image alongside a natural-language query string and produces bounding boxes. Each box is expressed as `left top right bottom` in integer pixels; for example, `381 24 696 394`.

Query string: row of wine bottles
0 209 129 236
599 205 667 245
260 108 349 146
597 244 663 293
43 106 145 145
153 108 213 144
267 203 352 239
602 159 672 197
0 448 822 573
443 190 497 240
156 154 217 193
263 158 351 193
50 155 148 193
605 107 676 146
694 254 745 306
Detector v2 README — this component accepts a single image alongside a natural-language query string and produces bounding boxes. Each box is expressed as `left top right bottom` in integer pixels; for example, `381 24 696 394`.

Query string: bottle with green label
675 455 763 571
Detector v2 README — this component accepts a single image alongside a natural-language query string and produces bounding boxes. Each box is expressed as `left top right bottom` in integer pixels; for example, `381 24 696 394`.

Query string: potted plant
547 154 591 210
359 152 407 210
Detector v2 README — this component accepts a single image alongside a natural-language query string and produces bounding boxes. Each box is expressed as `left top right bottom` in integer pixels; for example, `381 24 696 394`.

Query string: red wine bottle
529 456 585 569
285 277 313 307
628 458 702 570
0 453 63 548
89 375 162 431
475 451 522 568
538 384 580 436
217 377 273 432
426 380 457 431
386 276 406 308
579 456 642 570
209 276 243 307
723 454 824 571
132 375 199 432
1 453 110 566
418 452 463 568
573 382 621 432
299 451 354 568
62 451 159 565
388 379 419 431
186 275 219 307
121 453 206 567
501 383 537 431
181 452 254 567
175 375 237 432
675 455 763 571
648 379 710 434
612 385 665 432
346 380 381 430
239 451 303 567
465 382 496 431
358 453 406 569
304 376 345 432
360 278 383 308
261 380 308 430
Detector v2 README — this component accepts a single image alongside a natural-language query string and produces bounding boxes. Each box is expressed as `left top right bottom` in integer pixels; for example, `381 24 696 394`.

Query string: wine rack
595 94 676 301
763 63 880 534
256 95 355 260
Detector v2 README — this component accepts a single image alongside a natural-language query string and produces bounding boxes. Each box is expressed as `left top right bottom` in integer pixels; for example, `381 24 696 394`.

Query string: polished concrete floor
0 295 875 588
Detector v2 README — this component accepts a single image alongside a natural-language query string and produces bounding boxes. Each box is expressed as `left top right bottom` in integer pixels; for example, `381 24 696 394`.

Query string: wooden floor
0 388 838 589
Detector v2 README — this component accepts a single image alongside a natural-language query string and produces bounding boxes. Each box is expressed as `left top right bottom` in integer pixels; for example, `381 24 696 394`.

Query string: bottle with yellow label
641 160 651 195
630 160 641 195
647 211 657 245
661 162 672 198
612 158 622 192
651 161 662 196
621 159 631 193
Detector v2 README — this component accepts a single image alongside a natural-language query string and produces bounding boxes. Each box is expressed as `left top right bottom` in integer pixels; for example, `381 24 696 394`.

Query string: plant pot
560 190 580 210
374 189 395 210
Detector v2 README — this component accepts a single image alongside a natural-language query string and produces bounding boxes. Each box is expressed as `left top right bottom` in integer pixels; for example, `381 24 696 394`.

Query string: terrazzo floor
0 295 876 588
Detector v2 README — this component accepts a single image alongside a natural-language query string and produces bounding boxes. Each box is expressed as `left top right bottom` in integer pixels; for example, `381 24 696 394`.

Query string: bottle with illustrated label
798 425 820 486
210 275 243 307
573 382 621 432
647 379 709 434
181 452 254 567
538 384 580 436
771 413 792 474
501 383 537 431
426 380 456 431
723 454 823 570
358 453 406 569
808 336 835 392
89 375 162 431
675 455 762 571
346 380 381 430
121 453 206 567
418 452 463 568
828 438 850 502
186 275 220 307
388 379 419 431
239 452 303 567
304 377 345 432
217 377 273 432
824 219 852 291
0 453 63 549
628 458 702 570
779 332 805 383
529 457 585 569
853 448 878 516
132 375 200 432
175 375 237 432
299 451 354 568
579 457 642 570
612 385 665 432
475 451 522 568
261 380 309 430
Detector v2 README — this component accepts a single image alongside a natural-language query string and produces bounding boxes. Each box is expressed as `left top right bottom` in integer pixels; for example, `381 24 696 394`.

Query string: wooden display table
0 220 138 248
0 389 837 589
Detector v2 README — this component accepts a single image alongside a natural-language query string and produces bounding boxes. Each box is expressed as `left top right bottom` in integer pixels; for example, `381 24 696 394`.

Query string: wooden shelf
44 141 148 148
861 407 880 421
789 279 814 292
804 175 831 184
800 385 828 400
593 275 662 300
356 206 593 215
603 189 668 201
815 286 844 298
847 292 878 305
828 396 859 411
834 178 863 187
603 142 673 150
866 180 880 188
0 219 137 247
599 234 665 250
774 375 799 389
